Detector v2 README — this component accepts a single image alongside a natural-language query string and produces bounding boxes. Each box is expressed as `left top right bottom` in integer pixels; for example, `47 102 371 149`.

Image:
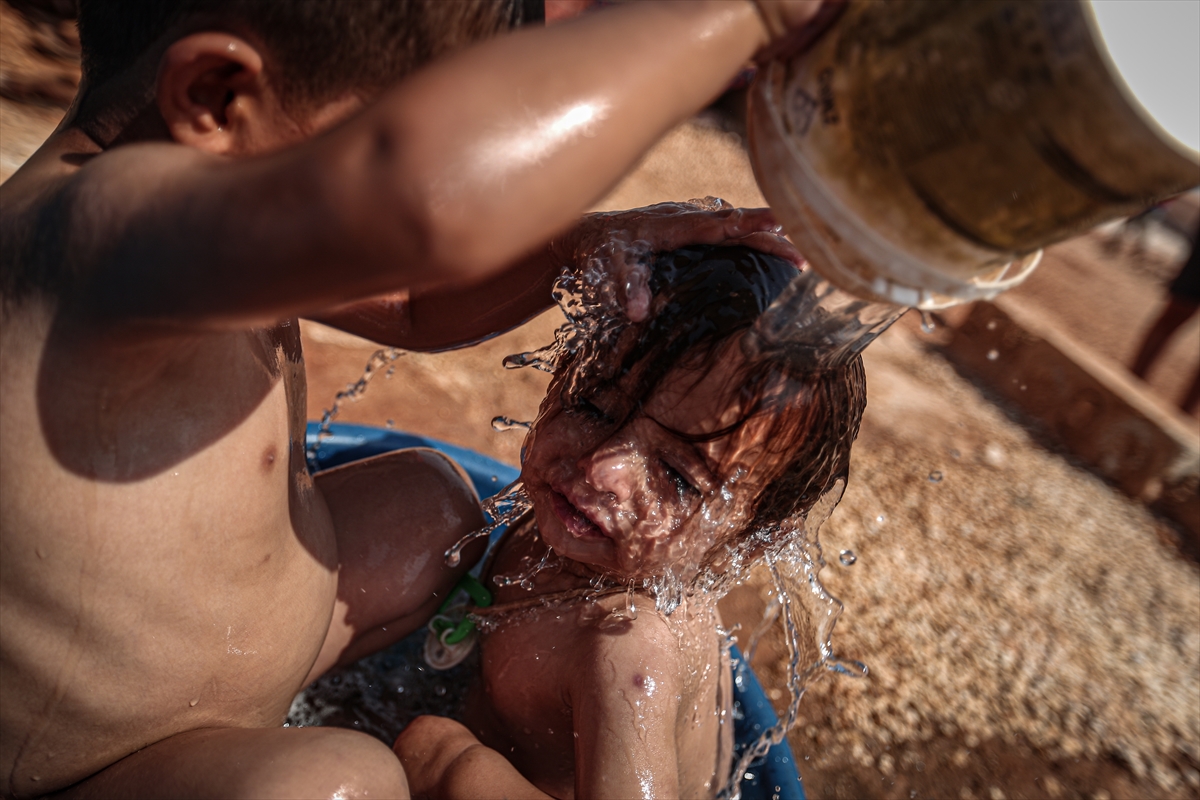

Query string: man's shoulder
1 138 209 307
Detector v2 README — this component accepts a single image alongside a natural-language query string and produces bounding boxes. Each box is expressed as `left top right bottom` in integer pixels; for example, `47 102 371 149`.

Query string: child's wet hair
561 243 867 547
76 0 538 111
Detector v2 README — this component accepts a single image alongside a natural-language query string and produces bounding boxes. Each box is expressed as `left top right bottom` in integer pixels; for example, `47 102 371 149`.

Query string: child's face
521 335 773 579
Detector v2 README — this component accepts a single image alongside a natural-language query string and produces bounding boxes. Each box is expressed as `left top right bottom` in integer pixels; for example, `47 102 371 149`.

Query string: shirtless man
0 1 828 797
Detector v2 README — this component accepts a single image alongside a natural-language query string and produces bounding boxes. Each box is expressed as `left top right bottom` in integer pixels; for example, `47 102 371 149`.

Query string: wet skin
0 294 487 796
522 335 771 579
417 336 776 799
0 0 827 792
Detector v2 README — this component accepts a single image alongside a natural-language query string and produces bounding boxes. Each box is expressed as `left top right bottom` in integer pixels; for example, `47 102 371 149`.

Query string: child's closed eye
574 399 615 425
661 460 700 502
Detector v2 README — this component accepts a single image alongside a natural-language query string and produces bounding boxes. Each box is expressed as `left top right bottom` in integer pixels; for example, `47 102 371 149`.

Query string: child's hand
395 716 552 800
555 200 803 322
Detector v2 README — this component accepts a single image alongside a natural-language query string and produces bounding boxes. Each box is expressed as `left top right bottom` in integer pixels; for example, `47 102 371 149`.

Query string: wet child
395 244 867 798
0 2 831 797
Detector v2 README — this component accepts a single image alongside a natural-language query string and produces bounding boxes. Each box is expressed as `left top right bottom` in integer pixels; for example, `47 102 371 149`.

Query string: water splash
444 481 533 568
919 310 936 334
306 347 405 469
492 544 558 591
503 239 647 408
746 268 903 368
719 479 866 800
490 416 532 432
743 595 782 665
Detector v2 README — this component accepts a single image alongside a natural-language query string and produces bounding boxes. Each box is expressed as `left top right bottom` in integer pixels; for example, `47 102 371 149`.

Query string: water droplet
928 471 943 483
826 657 868 678
839 549 857 566
919 311 936 333
307 347 404 466
434 685 446 697
986 320 998 331
950 449 961 459
385 418 394 429
491 416 532 432
986 349 999 361
189 698 198 707
876 514 886 524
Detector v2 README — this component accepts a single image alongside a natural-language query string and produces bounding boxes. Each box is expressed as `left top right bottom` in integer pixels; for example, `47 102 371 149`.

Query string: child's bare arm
66 2 823 331
570 626 685 800
395 716 553 800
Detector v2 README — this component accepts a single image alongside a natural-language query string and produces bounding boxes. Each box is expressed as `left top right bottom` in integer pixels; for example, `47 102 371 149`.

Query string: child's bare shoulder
565 596 689 693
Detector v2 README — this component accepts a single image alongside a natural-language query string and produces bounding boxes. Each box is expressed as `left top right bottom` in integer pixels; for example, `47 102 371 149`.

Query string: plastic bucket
748 0 1200 309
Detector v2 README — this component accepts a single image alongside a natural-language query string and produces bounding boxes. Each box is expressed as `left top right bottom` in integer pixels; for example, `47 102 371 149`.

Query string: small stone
983 444 1006 467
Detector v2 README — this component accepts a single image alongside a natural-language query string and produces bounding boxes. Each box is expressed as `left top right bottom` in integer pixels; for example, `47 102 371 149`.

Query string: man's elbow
350 122 523 289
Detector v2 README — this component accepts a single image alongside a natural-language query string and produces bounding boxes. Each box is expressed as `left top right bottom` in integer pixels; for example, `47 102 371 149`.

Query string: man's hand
315 201 802 348
750 0 845 62
554 199 803 321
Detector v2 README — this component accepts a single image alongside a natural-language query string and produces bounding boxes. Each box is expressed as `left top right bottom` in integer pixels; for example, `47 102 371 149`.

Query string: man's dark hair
76 0 541 109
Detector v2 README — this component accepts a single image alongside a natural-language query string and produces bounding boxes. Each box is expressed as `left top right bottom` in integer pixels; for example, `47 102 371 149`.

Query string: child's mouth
551 491 605 540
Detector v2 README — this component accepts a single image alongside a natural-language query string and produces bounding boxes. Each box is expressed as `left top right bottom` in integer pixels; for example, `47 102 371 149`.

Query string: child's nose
580 446 643 504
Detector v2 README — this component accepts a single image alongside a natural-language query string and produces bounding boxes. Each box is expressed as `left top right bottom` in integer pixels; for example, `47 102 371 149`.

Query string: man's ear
156 33 271 155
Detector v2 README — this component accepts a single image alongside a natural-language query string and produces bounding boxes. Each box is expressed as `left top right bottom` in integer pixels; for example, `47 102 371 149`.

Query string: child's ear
156 33 271 156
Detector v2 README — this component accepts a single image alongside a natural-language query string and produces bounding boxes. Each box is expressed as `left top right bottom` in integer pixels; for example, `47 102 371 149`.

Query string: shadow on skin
36 306 342 568
37 308 292 482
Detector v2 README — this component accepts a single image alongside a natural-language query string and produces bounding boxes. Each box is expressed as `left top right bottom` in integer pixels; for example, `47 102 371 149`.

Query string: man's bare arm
68 1 823 330
312 205 800 350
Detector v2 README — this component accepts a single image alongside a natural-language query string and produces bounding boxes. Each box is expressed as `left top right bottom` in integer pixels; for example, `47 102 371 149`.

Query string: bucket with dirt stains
748 0 1200 309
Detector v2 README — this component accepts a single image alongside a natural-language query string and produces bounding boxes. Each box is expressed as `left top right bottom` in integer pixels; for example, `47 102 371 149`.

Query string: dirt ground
3 6 1198 799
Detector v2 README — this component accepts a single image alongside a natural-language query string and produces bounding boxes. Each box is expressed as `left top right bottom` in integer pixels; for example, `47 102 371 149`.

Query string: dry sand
3 7 1198 798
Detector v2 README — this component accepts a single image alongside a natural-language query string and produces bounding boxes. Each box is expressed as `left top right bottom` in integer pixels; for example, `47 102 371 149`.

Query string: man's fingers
643 207 780 252
728 231 804 267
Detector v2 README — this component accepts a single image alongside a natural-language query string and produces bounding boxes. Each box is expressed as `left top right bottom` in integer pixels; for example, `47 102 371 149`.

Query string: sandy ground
3 7 1198 799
